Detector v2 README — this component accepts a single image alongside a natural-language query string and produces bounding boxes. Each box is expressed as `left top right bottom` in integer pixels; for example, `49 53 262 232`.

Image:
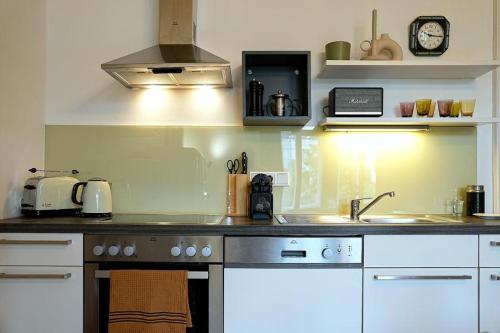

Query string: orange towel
108 270 192 333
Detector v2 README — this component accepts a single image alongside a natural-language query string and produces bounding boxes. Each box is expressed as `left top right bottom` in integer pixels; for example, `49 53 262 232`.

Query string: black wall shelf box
242 51 311 126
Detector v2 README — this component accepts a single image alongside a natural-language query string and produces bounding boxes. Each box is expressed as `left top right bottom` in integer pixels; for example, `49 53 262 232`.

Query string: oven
84 235 223 333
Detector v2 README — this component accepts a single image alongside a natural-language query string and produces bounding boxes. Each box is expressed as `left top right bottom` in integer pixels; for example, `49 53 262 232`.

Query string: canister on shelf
466 185 485 216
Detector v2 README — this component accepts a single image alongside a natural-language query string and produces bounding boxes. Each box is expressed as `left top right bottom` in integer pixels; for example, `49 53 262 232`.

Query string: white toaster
21 176 82 217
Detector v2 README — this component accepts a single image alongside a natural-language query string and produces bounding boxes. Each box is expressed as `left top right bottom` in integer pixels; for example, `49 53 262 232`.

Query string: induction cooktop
97 214 224 225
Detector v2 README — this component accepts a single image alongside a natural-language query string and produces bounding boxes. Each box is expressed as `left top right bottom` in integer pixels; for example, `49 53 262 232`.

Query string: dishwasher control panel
225 237 362 265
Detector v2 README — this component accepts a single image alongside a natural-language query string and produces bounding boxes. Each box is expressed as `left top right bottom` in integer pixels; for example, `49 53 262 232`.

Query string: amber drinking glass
461 99 476 117
450 101 461 117
415 99 432 117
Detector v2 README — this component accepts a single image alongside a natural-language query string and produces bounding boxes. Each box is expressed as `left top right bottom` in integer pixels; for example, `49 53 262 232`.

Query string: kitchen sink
360 215 464 224
361 217 437 224
277 214 467 225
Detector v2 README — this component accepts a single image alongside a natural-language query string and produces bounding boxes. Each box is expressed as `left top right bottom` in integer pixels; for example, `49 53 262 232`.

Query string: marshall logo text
348 97 369 104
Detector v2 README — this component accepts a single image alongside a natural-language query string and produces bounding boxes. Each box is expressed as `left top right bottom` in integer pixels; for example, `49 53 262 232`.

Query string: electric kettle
71 178 112 217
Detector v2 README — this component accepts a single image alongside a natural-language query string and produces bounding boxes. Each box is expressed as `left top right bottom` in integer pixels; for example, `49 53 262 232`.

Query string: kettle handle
71 182 86 205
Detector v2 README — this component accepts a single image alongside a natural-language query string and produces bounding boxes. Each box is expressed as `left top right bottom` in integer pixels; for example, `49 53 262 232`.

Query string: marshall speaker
328 87 383 117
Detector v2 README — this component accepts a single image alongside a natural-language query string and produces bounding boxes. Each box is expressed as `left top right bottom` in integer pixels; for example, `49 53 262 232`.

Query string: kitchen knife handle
241 152 248 174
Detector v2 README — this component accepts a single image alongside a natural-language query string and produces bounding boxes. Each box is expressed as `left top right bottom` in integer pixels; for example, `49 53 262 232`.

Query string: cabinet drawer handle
491 275 500 280
0 239 72 246
490 241 500 247
374 275 472 281
0 273 71 280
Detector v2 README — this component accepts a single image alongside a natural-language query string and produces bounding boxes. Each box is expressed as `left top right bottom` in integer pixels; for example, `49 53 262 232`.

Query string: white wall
0 0 46 218
43 0 498 209
45 0 494 126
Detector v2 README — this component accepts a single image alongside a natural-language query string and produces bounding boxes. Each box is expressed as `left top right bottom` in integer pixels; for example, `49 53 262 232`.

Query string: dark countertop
1 214 500 235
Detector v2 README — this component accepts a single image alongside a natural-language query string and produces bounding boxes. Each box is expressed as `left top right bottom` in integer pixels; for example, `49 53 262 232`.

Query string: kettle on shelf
71 178 112 217
266 90 302 117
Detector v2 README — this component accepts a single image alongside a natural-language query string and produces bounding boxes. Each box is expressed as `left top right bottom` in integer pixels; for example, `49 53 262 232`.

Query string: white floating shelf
320 117 500 130
318 60 500 80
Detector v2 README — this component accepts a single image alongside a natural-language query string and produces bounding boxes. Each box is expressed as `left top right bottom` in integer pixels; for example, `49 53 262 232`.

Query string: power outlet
249 171 289 187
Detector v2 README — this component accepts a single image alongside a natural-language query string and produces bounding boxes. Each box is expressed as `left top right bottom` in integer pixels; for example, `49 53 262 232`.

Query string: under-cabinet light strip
324 125 431 132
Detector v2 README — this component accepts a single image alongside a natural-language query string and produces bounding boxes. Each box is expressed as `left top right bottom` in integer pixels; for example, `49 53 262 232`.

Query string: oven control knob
123 245 136 257
322 248 334 259
93 245 106 256
186 246 197 257
170 246 181 257
107 244 121 257
201 246 212 257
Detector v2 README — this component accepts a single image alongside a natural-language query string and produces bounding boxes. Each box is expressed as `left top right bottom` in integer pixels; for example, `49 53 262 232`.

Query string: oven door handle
94 270 209 279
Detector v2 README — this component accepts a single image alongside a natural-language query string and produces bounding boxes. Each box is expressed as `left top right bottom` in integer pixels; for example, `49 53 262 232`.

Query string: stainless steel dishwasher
224 237 363 333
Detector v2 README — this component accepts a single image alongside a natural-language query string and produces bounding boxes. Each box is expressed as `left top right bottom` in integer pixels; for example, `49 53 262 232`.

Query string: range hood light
324 125 430 132
184 66 226 72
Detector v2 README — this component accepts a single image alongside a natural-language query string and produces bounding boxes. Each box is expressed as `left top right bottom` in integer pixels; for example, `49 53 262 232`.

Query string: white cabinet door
0 266 83 333
480 268 500 333
364 268 478 333
224 268 362 333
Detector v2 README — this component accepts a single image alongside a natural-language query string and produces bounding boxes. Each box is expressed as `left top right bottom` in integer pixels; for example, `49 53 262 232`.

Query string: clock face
417 21 445 50
410 16 450 56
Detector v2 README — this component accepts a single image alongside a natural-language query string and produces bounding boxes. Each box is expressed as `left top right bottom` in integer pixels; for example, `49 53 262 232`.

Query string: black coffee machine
249 174 273 220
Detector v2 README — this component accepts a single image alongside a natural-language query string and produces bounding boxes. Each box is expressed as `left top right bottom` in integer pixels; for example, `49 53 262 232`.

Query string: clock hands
421 31 444 38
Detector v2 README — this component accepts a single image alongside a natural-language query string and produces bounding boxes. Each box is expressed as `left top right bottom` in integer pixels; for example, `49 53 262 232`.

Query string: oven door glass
88 263 209 333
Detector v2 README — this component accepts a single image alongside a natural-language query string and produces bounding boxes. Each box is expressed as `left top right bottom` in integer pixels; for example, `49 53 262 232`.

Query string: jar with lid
466 185 485 216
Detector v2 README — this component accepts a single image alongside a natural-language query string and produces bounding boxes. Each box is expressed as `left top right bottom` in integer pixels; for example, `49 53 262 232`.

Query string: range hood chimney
101 0 232 89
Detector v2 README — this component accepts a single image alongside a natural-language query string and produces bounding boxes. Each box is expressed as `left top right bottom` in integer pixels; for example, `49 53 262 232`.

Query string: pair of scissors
227 159 240 174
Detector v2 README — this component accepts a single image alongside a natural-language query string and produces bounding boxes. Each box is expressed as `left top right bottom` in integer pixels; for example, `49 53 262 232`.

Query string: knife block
227 174 249 217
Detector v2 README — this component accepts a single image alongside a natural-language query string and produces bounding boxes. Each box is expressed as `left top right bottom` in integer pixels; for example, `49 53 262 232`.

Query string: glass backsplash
45 126 476 215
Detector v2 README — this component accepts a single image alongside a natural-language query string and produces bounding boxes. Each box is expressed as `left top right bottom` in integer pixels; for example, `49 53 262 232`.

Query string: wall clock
409 16 450 56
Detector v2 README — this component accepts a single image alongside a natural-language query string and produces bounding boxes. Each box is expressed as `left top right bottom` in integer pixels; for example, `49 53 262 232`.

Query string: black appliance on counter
249 174 273 220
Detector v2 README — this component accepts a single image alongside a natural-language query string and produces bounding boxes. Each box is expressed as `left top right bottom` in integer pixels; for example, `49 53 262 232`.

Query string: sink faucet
350 191 395 221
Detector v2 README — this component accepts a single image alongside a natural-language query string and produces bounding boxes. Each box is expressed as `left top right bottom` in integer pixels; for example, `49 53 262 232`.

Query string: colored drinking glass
415 99 432 117
437 100 453 117
400 102 415 117
461 99 476 117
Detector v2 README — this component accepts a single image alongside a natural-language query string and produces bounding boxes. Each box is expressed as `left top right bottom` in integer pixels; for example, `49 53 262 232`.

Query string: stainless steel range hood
101 0 232 89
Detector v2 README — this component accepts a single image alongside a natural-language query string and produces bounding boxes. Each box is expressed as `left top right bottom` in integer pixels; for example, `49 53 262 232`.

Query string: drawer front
480 235 500 267
0 233 83 266
365 235 478 267
364 268 478 333
0 266 83 333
